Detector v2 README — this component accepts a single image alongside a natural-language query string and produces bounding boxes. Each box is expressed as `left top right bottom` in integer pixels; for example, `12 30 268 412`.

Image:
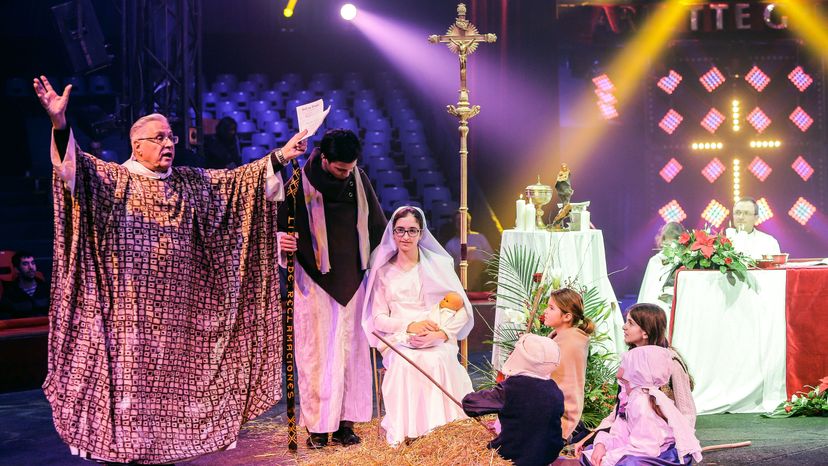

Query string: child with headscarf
462 334 565 466
580 346 702 466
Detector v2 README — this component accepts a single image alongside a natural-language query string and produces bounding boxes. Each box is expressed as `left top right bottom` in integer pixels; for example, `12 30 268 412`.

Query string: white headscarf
501 333 561 380
621 346 703 464
361 205 475 348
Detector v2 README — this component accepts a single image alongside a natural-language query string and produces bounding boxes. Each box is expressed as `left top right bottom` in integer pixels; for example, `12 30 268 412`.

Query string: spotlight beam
779 1 828 60
535 1 688 172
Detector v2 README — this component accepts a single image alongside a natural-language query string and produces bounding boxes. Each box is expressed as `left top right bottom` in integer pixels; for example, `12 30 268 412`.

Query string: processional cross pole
429 3 496 367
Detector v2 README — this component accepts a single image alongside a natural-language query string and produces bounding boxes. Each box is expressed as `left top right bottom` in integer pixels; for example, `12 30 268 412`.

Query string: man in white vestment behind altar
725 197 781 259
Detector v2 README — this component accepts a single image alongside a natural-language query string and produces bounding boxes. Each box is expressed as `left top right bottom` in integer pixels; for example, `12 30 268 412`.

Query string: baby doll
428 291 465 330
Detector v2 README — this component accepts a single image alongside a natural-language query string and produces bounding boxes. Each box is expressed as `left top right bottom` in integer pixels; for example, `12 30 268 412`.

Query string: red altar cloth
784 267 828 397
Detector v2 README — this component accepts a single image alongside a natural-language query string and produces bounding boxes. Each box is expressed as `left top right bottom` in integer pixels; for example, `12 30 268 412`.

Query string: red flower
719 235 732 246
532 273 543 283
690 230 716 259
819 376 828 392
785 405 793 413
678 232 691 245
725 257 733 265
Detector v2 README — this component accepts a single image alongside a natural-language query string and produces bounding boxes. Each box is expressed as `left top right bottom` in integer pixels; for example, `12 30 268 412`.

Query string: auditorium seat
415 170 445 195
379 186 410 212
237 81 258 98
247 73 269 91
241 146 265 164
252 132 277 149
423 186 452 208
230 91 250 110
203 92 219 112
374 169 405 189
260 90 284 110
216 100 236 118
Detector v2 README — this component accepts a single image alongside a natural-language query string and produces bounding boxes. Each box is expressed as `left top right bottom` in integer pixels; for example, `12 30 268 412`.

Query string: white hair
129 113 170 143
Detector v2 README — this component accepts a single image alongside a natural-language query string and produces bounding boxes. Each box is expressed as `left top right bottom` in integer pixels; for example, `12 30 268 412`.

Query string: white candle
516 196 526 231
580 211 590 231
524 204 536 232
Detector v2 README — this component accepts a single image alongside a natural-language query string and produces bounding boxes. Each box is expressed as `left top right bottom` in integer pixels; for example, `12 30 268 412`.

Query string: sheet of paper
296 99 331 140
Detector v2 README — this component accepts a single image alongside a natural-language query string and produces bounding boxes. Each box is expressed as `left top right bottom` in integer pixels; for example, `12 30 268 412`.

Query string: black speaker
51 0 112 74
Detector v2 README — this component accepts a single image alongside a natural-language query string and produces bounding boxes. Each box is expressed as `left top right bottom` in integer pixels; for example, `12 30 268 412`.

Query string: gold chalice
525 177 553 229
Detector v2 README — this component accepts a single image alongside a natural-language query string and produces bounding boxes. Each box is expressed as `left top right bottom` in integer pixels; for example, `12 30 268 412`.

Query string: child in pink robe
580 346 702 466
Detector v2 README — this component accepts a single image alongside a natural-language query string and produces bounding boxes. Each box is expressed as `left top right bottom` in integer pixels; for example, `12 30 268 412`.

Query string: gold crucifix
429 3 496 367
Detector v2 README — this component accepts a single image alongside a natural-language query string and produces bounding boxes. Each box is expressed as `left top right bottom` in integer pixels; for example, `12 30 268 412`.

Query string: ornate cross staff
283 159 302 451
429 3 496 366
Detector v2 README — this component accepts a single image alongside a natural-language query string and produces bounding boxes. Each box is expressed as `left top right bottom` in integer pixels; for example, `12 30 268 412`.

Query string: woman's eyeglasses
393 227 421 237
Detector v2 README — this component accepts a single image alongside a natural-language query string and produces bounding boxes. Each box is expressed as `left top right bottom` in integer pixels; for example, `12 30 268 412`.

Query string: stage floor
2 351 827 465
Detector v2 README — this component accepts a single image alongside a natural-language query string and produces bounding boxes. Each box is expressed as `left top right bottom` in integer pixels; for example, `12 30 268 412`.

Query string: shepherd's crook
372 331 495 436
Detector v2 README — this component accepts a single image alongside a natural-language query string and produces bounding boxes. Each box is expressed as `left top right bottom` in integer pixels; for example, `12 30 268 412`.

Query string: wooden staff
372 331 495 437
702 441 751 452
283 159 302 451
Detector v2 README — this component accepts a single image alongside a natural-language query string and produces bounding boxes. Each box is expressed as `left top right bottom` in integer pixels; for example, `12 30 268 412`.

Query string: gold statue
555 163 573 205
551 163 574 230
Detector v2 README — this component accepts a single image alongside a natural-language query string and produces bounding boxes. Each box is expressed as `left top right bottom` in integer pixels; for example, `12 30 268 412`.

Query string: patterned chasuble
45 150 283 463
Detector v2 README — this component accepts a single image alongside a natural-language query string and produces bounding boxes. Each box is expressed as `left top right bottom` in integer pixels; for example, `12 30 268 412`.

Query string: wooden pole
372 331 495 436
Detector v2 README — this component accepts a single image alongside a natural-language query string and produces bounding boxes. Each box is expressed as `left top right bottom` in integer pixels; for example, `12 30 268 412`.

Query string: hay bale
244 416 513 465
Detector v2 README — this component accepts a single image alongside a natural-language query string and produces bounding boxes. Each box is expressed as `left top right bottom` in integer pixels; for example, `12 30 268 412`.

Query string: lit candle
516 195 526 231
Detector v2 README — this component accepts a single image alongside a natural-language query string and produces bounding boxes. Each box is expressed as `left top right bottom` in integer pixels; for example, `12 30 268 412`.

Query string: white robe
371 262 473 445
637 252 674 315
725 228 781 259
293 262 373 433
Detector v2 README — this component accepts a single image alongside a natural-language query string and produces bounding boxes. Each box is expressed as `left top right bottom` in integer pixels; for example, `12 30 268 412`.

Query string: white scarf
301 163 370 274
122 157 172 180
361 206 476 348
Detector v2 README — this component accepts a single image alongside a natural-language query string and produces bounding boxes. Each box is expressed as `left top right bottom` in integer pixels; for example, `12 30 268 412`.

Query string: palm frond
486 245 542 310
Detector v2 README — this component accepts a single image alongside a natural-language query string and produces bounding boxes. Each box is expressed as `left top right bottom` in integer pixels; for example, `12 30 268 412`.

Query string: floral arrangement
478 244 619 428
762 376 828 418
660 229 755 287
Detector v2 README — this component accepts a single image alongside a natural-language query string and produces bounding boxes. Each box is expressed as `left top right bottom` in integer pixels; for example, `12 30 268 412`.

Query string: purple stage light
789 197 816 226
745 66 771 92
659 158 683 183
789 106 813 132
341 4 357 21
700 108 726 134
748 156 772 182
791 156 814 181
592 74 615 93
699 66 726 93
659 109 683 135
658 200 687 223
788 66 813 92
657 70 682 95
756 197 773 225
597 101 619 120
701 158 726 183
747 107 772 133
701 199 730 228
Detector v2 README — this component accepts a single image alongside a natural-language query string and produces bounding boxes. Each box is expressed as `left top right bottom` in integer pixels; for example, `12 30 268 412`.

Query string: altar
491 229 626 368
669 265 828 414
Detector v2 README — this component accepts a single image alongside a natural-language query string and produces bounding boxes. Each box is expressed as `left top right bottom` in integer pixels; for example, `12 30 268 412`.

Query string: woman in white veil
362 206 474 445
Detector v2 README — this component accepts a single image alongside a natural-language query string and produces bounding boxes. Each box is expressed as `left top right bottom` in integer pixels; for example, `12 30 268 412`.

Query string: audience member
0 251 49 319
